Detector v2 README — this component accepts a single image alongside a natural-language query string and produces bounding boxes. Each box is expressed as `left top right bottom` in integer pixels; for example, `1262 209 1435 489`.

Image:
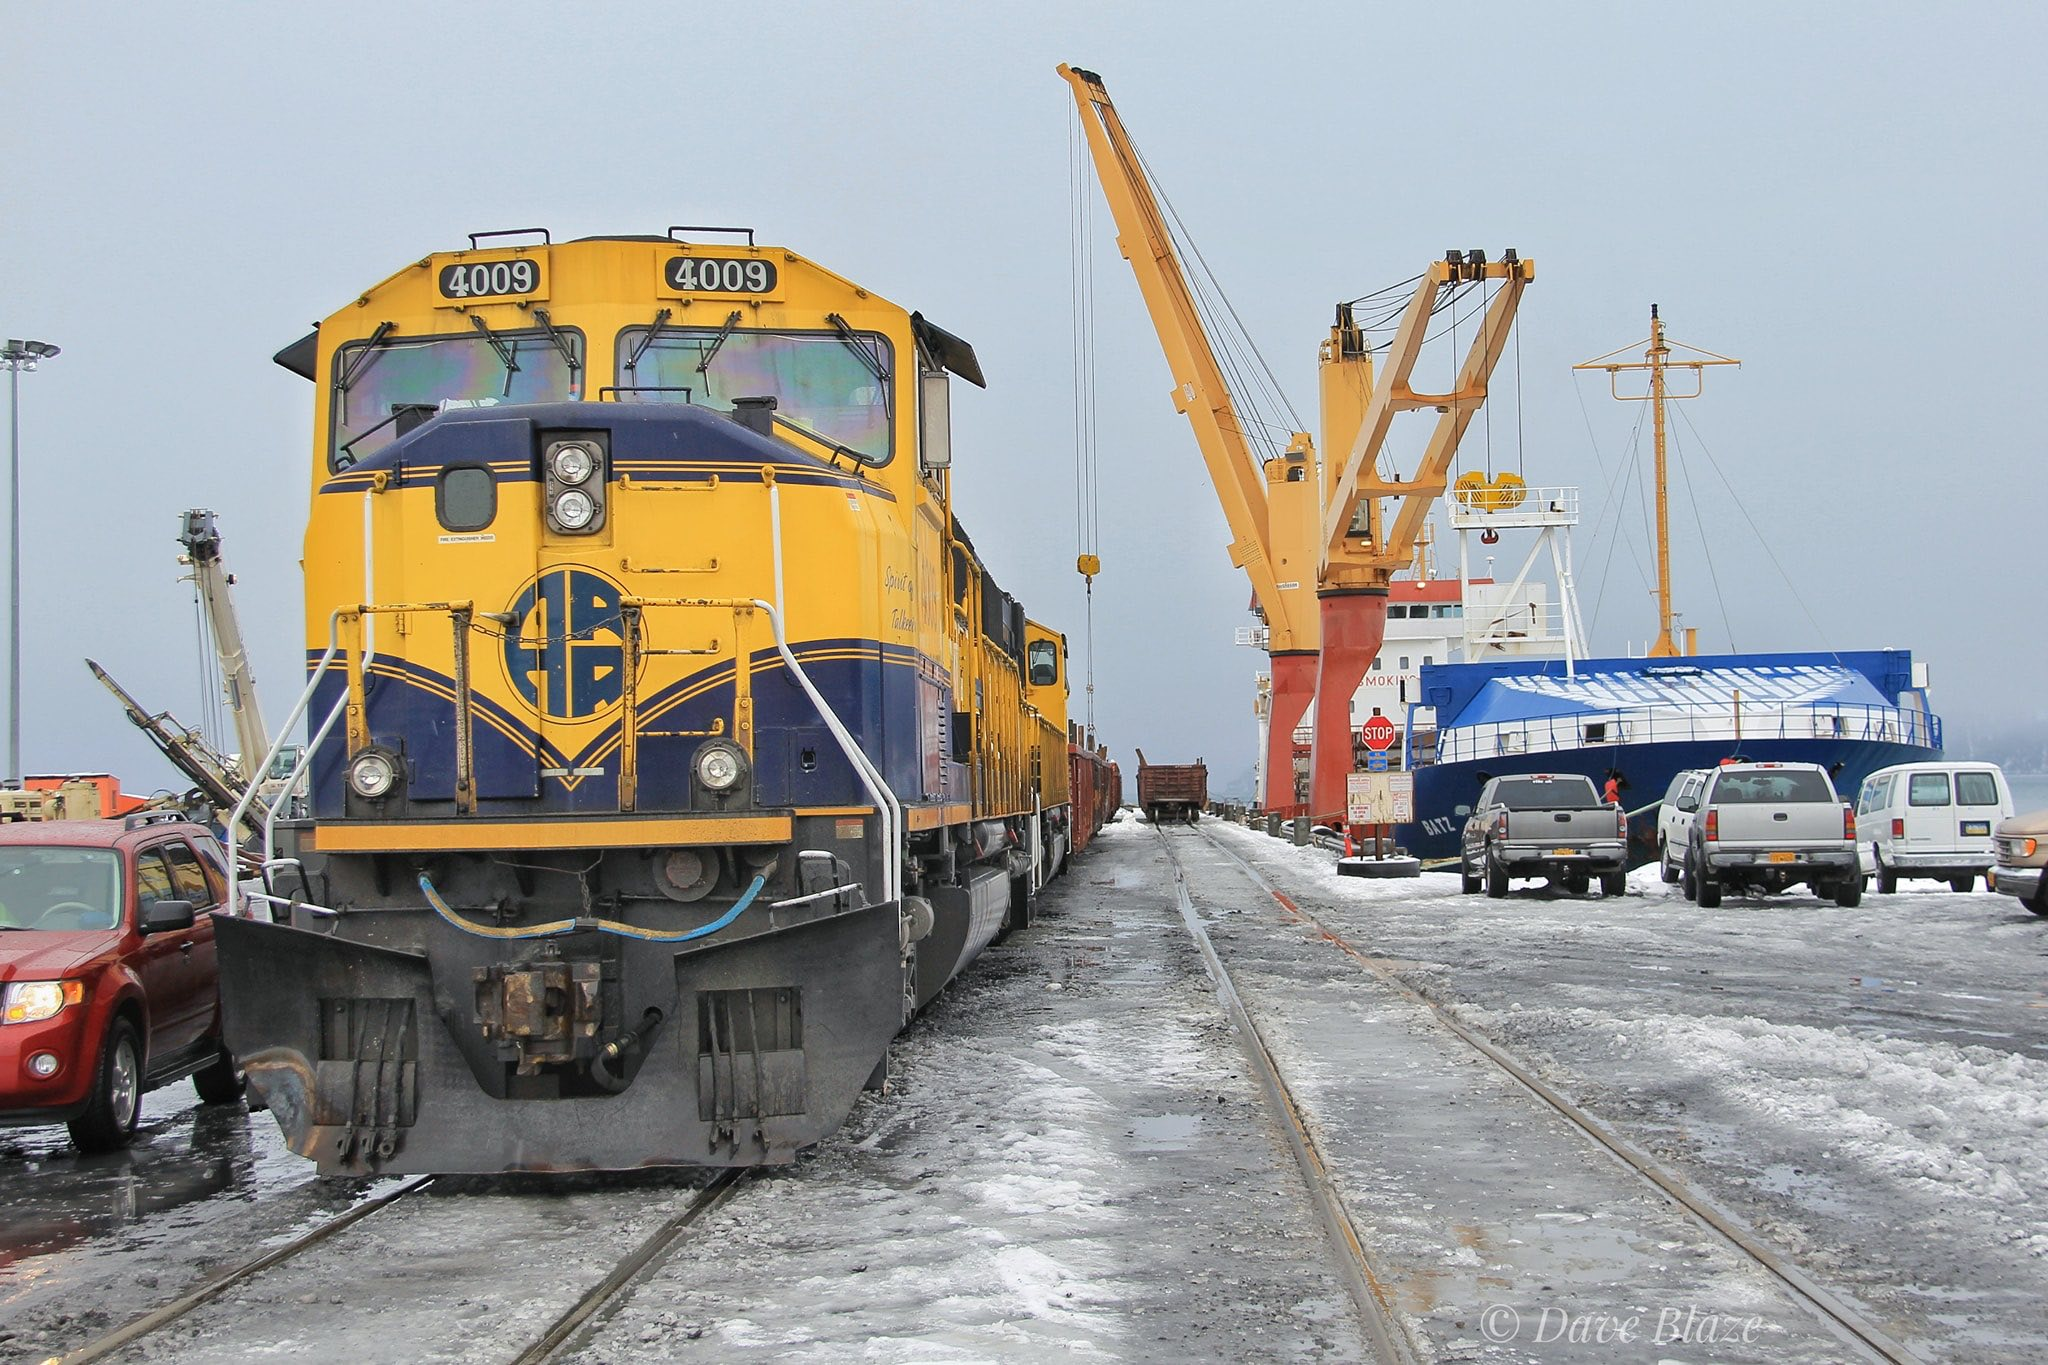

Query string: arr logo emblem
502 569 631 719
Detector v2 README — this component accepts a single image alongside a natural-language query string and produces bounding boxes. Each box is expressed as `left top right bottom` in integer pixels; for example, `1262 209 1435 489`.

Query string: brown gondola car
1135 749 1207 825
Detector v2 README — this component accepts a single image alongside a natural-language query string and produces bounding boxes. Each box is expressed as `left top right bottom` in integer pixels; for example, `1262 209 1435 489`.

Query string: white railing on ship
1447 485 1580 529
1423 702 1939 767
1463 598 1572 653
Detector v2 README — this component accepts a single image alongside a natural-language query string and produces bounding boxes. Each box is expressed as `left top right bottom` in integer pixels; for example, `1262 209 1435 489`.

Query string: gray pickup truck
1682 761 1862 907
1460 773 1629 898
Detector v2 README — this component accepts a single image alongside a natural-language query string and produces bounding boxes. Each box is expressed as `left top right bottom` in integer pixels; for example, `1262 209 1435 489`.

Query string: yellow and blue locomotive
217 229 1093 1174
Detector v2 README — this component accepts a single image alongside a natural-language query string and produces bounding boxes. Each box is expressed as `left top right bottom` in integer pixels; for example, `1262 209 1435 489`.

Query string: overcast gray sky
4 2 2042 798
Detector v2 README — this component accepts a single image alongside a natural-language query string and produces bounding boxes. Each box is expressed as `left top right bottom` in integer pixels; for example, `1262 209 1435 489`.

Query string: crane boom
86 658 246 816
178 509 273 782
1059 64 1310 653
1061 64 1532 818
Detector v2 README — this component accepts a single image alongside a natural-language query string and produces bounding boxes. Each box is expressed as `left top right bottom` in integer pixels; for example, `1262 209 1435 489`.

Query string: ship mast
1575 307 1740 657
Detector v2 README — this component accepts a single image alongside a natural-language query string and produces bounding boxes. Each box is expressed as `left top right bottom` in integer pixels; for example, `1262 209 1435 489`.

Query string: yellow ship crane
1059 63 1321 808
1312 255 1531 816
1061 63 1532 817
1574 306 1740 657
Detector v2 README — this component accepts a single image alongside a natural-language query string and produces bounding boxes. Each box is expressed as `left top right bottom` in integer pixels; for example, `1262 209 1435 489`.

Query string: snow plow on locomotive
218 230 1113 1174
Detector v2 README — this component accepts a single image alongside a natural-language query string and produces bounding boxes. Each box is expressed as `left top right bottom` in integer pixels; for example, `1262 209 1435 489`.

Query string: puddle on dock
1129 1113 1203 1151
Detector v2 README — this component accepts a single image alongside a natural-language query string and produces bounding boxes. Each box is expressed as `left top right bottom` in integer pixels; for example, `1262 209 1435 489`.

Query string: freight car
1068 729 1122 857
1136 749 1207 824
218 229 1100 1174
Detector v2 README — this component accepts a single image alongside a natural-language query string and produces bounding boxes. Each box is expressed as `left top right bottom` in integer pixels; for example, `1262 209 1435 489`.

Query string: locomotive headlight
552 487 596 530
549 443 595 486
694 741 746 793
348 748 399 799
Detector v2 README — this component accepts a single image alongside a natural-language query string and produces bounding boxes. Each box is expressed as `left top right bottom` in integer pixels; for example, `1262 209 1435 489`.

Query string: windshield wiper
697 310 743 375
769 411 869 474
623 308 673 380
334 321 396 394
469 316 520 396
531 309 581 381
335 404 436 467
824 313 890 389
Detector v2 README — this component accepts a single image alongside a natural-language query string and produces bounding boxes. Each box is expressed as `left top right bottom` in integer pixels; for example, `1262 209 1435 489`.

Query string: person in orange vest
1602 773 1623 805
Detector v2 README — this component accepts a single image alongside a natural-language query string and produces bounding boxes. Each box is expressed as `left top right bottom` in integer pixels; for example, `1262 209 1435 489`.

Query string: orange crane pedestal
1310 589 1388 819
1267 651 1316 811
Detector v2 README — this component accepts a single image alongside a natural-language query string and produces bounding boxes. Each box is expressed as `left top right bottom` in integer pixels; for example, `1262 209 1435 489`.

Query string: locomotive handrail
226 603 480 888
769 475 903 906
337 602 479 815
616 596 761 812
751 595 901 907
226 607 350 889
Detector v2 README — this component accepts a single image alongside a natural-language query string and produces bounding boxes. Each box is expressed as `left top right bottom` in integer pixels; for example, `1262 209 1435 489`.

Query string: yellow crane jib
1058 62 1304 656
1318 251 1534 583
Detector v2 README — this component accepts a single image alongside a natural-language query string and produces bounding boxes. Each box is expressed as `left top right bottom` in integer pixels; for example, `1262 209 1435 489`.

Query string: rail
1462 598 1573 655
1195 824 1924 1364
1447 483 1580 528
1420 700 1939 767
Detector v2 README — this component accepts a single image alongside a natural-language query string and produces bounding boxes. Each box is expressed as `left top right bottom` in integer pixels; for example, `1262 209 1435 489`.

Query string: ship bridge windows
329 327 585 471
614 326 894 465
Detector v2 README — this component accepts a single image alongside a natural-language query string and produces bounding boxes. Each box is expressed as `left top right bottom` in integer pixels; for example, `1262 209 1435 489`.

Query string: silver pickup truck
1460 773 1629 898
1682 761 1862 907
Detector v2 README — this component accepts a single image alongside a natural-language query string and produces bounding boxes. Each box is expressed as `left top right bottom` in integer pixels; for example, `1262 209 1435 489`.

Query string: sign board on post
1345 772 1373 825
1360 713 1397 752
1385 771 1414 823
1346 772 1416 825
1365 752 1390 773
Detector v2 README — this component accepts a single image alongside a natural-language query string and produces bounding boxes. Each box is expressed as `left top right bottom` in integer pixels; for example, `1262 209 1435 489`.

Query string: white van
1655 769 1710 883
1854 762 2013 893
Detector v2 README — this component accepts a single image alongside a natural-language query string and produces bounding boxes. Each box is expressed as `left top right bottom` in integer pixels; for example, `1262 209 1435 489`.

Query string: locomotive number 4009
665 256 778 294
438 258 542 300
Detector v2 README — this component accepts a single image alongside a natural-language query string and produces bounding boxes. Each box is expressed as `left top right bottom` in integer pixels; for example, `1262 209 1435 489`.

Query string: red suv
0 815 244 1151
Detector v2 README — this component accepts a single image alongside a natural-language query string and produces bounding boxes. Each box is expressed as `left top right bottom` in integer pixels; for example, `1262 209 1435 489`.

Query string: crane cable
1068 102 1101 743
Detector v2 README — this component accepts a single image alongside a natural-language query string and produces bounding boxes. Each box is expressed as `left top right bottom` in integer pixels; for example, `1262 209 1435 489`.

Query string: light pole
0 339 59 788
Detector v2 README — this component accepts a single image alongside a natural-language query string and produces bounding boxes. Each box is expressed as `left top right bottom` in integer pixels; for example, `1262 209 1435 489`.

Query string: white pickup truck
1460 773 1629 898
1682 761 1862 908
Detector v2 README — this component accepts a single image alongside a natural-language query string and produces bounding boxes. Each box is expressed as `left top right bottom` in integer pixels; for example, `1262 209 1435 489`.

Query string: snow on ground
1206 815 2048 1360
569 815 1369 1362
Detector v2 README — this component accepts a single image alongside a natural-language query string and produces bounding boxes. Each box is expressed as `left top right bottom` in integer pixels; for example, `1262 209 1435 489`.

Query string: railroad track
46 1168 750 1365
1152 825 1418 1365
1173 821 1926 1365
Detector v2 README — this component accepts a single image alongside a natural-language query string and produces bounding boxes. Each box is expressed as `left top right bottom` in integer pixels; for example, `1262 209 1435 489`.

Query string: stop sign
1360 713 1396 752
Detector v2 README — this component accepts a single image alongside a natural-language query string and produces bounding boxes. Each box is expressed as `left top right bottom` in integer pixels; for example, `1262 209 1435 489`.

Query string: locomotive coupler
474 956 604 1075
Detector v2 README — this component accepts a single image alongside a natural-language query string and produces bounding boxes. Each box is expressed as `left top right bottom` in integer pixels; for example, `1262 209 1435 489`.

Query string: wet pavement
0 1085 385 1361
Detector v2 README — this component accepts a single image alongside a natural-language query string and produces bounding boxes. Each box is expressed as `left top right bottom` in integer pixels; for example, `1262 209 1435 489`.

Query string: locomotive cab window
329 327 585 471
615 326 894 464
436 466 497 532
1028 639 1058 687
